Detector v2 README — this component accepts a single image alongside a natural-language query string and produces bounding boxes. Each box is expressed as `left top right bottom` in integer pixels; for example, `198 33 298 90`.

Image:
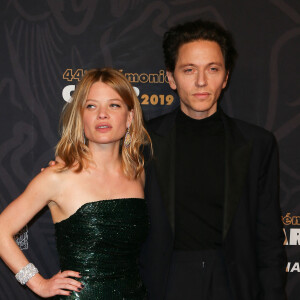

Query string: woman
0 68 151 299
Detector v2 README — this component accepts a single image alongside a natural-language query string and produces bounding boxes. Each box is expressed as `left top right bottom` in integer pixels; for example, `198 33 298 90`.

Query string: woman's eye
86 104 95 109
110 103 121 108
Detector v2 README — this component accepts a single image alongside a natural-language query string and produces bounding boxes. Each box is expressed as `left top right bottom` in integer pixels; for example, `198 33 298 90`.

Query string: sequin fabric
54 198 148 300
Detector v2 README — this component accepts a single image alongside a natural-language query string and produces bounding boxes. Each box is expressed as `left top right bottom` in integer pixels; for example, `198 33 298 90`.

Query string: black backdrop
0 1 299 299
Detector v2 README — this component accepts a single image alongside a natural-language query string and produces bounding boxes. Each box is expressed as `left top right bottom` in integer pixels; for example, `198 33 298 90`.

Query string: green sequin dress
54 198 148 299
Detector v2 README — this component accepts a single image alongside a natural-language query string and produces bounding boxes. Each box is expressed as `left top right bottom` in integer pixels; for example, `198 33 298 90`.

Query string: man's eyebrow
177 63 197 68
177 62 224 68
208 62 224 66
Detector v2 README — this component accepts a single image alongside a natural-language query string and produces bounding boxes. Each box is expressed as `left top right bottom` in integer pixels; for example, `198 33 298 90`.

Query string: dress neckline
54 198 145 225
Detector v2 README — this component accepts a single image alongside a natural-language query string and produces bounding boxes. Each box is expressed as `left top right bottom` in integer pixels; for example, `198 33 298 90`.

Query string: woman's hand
28 270 83 298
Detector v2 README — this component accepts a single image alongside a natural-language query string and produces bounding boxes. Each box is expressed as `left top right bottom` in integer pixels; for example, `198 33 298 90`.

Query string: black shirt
174 109 225 250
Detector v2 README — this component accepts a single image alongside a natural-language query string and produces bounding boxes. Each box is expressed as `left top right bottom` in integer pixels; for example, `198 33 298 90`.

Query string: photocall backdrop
0 0 299 299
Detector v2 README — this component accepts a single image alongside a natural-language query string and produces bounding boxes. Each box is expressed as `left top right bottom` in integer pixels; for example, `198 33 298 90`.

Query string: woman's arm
0 168 83 297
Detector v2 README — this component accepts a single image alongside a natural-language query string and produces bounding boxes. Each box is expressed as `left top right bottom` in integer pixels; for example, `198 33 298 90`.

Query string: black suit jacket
140 108 286 300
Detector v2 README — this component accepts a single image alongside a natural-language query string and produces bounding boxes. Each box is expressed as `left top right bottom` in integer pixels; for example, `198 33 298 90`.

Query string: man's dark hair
163 19 238 73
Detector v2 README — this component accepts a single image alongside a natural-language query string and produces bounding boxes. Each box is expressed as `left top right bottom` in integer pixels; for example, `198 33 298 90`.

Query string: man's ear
166 71 177 90
222 71 229 89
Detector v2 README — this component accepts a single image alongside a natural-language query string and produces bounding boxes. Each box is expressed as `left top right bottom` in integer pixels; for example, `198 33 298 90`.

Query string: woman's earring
124 127 131 148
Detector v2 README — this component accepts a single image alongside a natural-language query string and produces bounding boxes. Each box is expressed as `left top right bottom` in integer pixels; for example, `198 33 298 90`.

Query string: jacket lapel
149 108 253 239
149 109 178 233
221 112 253 239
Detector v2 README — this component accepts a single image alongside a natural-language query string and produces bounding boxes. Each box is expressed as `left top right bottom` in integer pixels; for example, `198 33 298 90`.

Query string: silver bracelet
15 263 39 285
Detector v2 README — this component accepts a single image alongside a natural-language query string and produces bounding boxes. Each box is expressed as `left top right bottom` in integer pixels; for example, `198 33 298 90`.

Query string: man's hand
41 158 61 172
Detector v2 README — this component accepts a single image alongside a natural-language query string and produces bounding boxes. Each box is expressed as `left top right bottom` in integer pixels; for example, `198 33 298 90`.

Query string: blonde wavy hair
55 68 152 179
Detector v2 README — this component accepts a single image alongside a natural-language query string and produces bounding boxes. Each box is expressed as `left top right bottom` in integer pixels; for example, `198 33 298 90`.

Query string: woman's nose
97 106 108 119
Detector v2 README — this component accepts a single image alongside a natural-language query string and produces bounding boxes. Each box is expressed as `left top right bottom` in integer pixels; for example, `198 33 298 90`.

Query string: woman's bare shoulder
35 162 71 186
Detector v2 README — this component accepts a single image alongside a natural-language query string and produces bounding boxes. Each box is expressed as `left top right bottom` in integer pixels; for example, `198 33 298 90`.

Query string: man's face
167 40 228 120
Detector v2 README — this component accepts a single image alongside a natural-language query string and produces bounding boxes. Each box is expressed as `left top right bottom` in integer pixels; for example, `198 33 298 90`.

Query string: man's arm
256 134 287 300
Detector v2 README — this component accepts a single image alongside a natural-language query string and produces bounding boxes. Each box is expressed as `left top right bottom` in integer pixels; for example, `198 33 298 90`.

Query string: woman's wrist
26 273 46 294
15 263 39 285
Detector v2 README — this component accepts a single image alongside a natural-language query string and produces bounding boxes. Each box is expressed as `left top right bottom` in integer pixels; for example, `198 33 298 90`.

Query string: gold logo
282 213 300 226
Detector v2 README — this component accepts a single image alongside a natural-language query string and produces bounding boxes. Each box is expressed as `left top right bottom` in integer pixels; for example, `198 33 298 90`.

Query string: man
140 19 286 300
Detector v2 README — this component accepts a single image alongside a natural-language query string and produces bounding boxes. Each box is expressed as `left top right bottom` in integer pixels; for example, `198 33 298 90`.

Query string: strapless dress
54 198 148 299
